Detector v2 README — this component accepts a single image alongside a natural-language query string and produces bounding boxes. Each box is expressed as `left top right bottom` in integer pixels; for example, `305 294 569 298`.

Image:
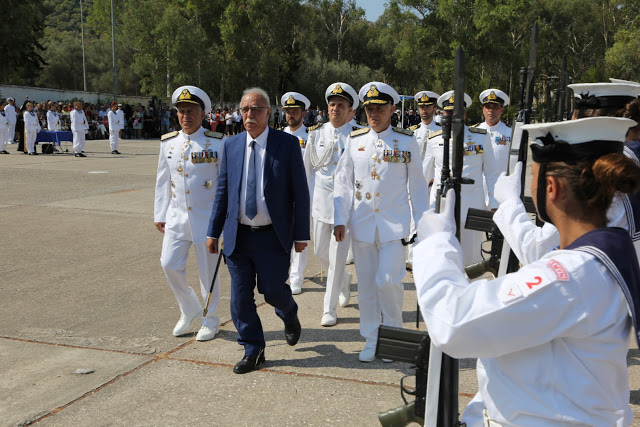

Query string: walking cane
203 250 225 317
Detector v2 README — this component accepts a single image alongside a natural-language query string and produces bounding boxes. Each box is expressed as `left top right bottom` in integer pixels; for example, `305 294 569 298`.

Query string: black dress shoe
112 150 121 154
233 350 265 374
75 153 86 157
0 151 9 154
284 316 301 346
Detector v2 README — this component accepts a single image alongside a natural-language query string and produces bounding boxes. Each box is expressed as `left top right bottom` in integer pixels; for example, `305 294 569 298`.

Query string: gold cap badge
420 93 429 102
448 95 455 104
488 91 497 101
367 85 380 98
179 89 192 101
332 84 344 94
286 95 296 105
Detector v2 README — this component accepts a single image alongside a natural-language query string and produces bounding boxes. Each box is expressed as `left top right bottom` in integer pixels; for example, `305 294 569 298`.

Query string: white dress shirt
239 127 271 226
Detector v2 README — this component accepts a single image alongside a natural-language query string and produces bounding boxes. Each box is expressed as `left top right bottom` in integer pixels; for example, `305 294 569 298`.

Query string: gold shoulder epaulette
469 127 487 134
204 130 224 139
161 131 179 141
350 127 370 138
307 123 323 132
428 129 443 139
470 123 481 128
409 124 421 131
393 127 413 136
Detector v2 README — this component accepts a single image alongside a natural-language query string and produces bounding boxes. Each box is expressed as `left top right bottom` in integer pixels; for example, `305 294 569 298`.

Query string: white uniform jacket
334 126 429 243
4 104 17 124
284 124 308 155
70 109 88 132
414 231 633 426
475 121 512 209
116 110 125 129
303 122 353 224
411 121 440 171
23 110 40 132
0 111 9 132
107 110 122 131
154 127 226 243
46 111 61 131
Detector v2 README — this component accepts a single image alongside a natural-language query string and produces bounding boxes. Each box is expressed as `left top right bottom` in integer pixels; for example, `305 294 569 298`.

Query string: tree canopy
4 0 639 120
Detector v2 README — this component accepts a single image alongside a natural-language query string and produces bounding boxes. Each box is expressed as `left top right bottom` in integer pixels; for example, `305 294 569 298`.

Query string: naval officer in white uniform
70 101 88 157
414 117 640 427
23 102 41 155
154 86 226 342
107 101 122 154
0 101 9 154
423 90 500 265
334 82 429 362
303 82 358 326
46 103 62 131
282 91 311 294
474 88 511 210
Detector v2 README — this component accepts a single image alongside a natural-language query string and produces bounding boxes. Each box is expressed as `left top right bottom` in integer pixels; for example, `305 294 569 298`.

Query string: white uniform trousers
289 245 308 287
313 219 351 314
72 130 86 154
160 234 221 329
7 122 16 143
109 129 119 151
0 127 7 152
352 233 405 344
25 130 37 154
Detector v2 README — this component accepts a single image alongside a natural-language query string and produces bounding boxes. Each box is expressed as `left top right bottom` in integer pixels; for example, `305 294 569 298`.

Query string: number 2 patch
500 269 553 304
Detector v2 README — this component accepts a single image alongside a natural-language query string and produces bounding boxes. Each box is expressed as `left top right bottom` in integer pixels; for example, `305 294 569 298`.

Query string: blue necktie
246 140 257 220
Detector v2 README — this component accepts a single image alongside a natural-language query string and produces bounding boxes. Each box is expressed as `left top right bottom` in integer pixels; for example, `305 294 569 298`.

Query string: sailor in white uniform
303 82 358 326
116 104 125 139
0 101 10 154
107 101 122 154
46 103 62 131
423 90 499 265
70 101 88 157
154 86 226 342
282 91 311 294
23 102 41 155
406 90 440 270
475 88 511 209
414 117 640 427
334 82 429 362
4 97 17 145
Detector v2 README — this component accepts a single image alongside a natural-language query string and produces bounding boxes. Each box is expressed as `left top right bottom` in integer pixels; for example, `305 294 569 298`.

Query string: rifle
376 326 430 426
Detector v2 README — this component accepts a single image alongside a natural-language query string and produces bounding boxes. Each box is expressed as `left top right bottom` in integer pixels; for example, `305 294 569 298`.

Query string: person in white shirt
414 117 640 427
474 88 512 210
46 103 62 131
281 91 312 295
334 82 429 362
4 97 17 145
303 82 359 326
0 101 10 154
70 101 89 157
23 102 41 155
116 104 126 139
107 101 122 154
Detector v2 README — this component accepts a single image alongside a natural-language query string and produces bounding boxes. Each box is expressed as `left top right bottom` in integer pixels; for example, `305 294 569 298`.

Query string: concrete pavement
1 137 639 426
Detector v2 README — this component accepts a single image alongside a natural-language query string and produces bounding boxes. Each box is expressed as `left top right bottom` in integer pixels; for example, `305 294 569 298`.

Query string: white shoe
291 282 302 295
359 343 376 362
196 325 219 341
320 311 337 327
382 358 393 363
172 309 201 336
338 272 351 307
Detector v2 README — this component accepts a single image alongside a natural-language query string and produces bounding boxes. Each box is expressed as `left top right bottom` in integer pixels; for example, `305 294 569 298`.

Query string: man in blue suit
207 87 310 374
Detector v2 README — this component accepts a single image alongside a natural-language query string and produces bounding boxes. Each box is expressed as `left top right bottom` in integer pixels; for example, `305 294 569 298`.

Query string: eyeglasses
241 106 269 114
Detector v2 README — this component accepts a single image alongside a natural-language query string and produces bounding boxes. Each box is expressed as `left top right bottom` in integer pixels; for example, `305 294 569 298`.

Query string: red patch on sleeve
547 259 569 281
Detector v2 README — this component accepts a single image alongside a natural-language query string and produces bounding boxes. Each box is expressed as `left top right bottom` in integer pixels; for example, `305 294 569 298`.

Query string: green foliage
9 0 640 107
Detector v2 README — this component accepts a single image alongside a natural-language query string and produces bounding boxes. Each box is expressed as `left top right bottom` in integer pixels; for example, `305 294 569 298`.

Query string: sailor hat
437 90 472 110
610 78 640 85
569 82 640 109
522 117 637 163
7 97 14 102
414 91 440 106
172 86 211 113
281 92 310 110
479 89 509 106
359 82 400 106
325 83 359 109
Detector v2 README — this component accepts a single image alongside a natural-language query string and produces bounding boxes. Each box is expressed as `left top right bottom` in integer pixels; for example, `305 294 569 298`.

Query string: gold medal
355 191 362 200
204 180 213 189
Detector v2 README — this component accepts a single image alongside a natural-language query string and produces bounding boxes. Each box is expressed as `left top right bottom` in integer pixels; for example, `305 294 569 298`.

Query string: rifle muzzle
378 401 424 427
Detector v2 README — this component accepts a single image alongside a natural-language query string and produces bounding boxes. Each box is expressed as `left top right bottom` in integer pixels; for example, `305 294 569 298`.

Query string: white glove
494 161 522 205
417 188 456 242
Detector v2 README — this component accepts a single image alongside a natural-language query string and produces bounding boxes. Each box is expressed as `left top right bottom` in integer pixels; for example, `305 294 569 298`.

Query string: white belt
483 409 503 427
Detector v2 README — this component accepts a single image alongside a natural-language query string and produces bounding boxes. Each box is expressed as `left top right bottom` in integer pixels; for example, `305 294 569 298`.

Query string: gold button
188 207 192 211
334 147 338 151
184 173 189 177
334 162 337 165
376 176 380 180
376 192 380 197
375 209 379 213
185 190 190 194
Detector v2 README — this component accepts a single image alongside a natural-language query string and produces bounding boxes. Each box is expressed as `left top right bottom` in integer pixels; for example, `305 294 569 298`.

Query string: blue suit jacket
207 127 310 256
